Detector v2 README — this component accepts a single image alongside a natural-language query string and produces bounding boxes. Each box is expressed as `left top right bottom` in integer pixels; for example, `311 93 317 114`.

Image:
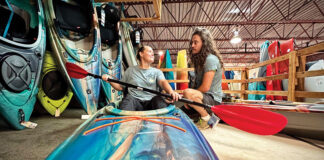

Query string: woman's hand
102 74 112 82
164 91 181 104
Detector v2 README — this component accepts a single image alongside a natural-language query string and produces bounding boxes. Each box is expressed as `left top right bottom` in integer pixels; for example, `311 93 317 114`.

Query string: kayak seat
54 0 91 35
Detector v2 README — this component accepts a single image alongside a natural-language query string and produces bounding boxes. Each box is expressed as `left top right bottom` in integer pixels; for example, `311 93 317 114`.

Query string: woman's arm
102 74 124 91
159 79 174 94
158 79 180 102
197 70 215 93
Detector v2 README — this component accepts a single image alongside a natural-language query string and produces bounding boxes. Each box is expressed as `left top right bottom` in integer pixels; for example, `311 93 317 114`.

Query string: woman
183 27 223 129
102 46 180 111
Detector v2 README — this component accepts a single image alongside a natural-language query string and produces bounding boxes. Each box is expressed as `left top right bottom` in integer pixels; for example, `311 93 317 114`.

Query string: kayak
37 51 73 117
160 49 175 90
95 3 123 107
43 0 101 115
234 101 324 140
120 11 137 67
0 0 46 129
47 104 218 159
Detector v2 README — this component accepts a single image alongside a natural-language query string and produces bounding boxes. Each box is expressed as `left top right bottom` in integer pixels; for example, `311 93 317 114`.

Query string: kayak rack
94 0 162 21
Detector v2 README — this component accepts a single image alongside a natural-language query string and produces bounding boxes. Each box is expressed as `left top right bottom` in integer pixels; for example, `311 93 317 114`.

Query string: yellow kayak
37 51 73 117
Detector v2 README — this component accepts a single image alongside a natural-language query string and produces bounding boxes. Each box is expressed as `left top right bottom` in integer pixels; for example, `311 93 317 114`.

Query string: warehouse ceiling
119 0 324 66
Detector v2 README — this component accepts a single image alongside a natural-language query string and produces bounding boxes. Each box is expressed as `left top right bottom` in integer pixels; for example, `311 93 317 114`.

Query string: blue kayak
95 3 123 107
47 105 218 159
43 0 101 115
0 0 46 129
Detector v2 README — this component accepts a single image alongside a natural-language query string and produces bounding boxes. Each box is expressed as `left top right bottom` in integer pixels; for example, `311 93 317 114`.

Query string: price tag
55 109 60 117
21 121 38 129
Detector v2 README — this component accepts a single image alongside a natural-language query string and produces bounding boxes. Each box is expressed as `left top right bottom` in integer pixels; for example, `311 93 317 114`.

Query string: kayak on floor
46 105 218 160
0 0 46 129
43 0 101 115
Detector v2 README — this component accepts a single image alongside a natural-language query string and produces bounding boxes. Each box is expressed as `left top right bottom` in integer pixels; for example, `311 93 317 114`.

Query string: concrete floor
0 106 324 160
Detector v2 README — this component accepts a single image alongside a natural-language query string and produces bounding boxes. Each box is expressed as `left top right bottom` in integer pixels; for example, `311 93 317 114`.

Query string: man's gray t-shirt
194 54 223 103
121 65 165 101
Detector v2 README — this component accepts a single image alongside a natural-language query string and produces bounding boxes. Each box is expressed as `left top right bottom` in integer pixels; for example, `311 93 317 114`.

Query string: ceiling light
158 50 164 56
230 27 242 44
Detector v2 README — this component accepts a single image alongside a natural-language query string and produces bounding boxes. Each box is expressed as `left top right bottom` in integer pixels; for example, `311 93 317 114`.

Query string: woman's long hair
189 27 224 71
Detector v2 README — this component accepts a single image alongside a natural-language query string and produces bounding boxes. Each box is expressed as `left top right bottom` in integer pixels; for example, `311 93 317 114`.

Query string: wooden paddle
65 62 287 135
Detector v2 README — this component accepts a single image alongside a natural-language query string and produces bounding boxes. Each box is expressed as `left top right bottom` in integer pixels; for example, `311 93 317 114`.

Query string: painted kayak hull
120 11 137 67
43 0 101 115
47 105 218 159
0 0 46 129
161 50 175 90
37 51 73 116
176 50 189 90
100 33 123 106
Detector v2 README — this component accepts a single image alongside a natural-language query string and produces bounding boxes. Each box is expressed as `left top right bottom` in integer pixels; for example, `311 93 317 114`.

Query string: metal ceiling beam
142 37 324 42
114 0 248 5
138 20 324 28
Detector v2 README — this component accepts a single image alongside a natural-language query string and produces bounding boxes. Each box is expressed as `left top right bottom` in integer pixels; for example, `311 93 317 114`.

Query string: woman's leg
119 94 143 111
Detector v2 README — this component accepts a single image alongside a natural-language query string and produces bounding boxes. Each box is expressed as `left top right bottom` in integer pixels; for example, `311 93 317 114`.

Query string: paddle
65 62 287 135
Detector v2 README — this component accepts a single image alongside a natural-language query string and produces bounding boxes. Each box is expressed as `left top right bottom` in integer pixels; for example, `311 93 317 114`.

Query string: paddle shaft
92 73 211 108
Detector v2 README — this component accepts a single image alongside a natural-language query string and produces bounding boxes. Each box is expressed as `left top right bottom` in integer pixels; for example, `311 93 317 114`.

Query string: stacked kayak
43 0 101 115
47 105 218 159
160 49 175 90
37 51 73 117
234 101 324 140
0 0 46 129
120 11 137 67
95 3 123 106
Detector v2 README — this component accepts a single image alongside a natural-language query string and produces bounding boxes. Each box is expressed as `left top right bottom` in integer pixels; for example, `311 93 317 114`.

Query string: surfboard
176 50 188 90
160 50 175 90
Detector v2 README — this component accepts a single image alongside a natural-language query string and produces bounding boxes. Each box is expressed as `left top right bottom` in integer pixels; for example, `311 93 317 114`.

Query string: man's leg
183 88 209 117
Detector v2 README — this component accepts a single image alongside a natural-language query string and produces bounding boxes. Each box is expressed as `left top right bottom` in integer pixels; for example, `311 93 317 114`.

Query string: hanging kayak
0 0 46 129
43 0 101 115
37 51 73 117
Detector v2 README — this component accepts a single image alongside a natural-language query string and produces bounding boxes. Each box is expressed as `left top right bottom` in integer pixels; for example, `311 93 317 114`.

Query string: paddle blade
65 62 89 79
212 104 287 135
